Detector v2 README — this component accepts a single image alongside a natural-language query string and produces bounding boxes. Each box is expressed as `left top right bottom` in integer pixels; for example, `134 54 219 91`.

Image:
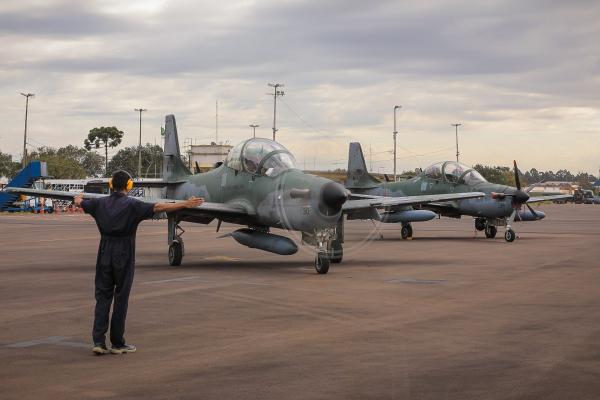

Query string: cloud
0 0 598 173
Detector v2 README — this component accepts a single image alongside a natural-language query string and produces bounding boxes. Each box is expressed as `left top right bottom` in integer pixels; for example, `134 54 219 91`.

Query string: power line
279 97 327 135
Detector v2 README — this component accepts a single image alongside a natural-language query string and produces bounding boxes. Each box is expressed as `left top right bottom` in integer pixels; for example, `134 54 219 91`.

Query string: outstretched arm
74 194 84 207
153 197 204 213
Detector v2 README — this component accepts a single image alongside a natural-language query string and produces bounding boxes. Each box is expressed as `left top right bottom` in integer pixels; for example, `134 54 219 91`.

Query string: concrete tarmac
1 204 599 399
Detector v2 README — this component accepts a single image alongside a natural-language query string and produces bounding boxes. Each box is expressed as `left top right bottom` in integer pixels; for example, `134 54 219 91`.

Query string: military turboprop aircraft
346 142 571 242
3 115 485 273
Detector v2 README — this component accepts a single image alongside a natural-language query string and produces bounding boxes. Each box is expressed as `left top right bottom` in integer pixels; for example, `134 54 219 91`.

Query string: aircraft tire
504 229 516 242
485 225 497 239
169 241 183 266
315 251 330 274
330 241 343 264
475 218 486 231
401 225 411 240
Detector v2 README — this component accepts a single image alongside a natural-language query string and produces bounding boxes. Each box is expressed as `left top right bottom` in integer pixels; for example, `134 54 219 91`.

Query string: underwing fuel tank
223 228 298 255
515 209 546 221
380 209 437 223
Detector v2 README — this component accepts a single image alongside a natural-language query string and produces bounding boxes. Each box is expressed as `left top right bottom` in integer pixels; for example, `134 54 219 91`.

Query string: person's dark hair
111 170 132 191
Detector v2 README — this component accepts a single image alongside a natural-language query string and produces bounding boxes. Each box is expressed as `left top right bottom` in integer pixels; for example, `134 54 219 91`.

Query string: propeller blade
525 203 541 220
513 160 521 190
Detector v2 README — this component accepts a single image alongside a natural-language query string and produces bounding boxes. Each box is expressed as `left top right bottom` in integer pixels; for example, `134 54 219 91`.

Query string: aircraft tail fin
346 142 380 189
162 114 191 182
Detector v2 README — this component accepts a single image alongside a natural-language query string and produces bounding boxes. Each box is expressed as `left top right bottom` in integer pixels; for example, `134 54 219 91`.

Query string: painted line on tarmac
141 276 215 285
5 336 89 349
385 278 447 285
202 256 241 262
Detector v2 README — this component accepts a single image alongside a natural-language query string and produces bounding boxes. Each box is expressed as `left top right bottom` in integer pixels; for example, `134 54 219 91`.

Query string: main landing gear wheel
485 225 497 239
475 218 486 231
401 224 413 240
315 251 330 274
168 240 183 266
330 241 343 264
504 229 516 242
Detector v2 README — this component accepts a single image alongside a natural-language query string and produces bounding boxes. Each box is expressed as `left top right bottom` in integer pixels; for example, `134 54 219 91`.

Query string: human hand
184 196 204 208
74 194 84 207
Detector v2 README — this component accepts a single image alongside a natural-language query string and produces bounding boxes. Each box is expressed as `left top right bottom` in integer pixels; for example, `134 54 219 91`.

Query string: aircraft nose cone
514 189 530 204
321 182 348 210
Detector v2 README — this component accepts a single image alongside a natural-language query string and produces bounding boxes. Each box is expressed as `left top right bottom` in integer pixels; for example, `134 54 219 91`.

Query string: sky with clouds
1 0 599 174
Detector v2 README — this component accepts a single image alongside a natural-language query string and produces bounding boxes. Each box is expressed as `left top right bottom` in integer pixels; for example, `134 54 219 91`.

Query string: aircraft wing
526 194 572 203
3 187 250 216
342 191 485 212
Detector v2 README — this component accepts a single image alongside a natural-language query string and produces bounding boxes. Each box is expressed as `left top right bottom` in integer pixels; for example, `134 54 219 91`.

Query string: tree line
1 125 598 189
1 126 164 180
472 164 597 189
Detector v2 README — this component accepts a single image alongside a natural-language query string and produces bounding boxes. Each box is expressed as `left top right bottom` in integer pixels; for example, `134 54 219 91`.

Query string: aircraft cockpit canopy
443 161 467 183
422 161 487 185
423 162 444 180
225 138 297 177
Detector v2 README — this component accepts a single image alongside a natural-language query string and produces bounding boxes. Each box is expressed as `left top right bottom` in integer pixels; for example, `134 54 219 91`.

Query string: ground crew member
74 170 203 355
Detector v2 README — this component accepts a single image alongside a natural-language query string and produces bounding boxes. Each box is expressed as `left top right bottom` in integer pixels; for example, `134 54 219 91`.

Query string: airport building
528 181 579 195
187 142 232 171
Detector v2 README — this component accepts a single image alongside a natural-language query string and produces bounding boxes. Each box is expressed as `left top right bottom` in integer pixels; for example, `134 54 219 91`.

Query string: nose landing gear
304 227 341 274
504 228 516 242
478 217 517 242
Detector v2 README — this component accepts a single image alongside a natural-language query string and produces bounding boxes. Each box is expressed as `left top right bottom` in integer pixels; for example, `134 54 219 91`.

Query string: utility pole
249 124 259 138
215 101 219 144
134 108 147 178
452 123 462 162
21 93 34 167
267 83 284 141
393 105 401 181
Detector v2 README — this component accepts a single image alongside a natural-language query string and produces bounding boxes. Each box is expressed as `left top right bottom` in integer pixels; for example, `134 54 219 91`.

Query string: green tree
107 144 163 178
84 126 124 176
0 151 21 179
29 147 87 179
56 145 104 177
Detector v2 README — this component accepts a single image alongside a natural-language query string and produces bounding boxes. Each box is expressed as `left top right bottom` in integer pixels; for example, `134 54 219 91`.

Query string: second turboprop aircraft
346 142 571 242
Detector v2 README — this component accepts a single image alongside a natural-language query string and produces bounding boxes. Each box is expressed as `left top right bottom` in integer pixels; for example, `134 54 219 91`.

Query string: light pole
135 108 147 178
21 93 34 167
268 83 284 141
452 123 462 162
393 105 401 182
249 124 259 138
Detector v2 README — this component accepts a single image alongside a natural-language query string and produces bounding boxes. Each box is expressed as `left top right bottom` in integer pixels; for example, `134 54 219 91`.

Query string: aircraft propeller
512 160 543 221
